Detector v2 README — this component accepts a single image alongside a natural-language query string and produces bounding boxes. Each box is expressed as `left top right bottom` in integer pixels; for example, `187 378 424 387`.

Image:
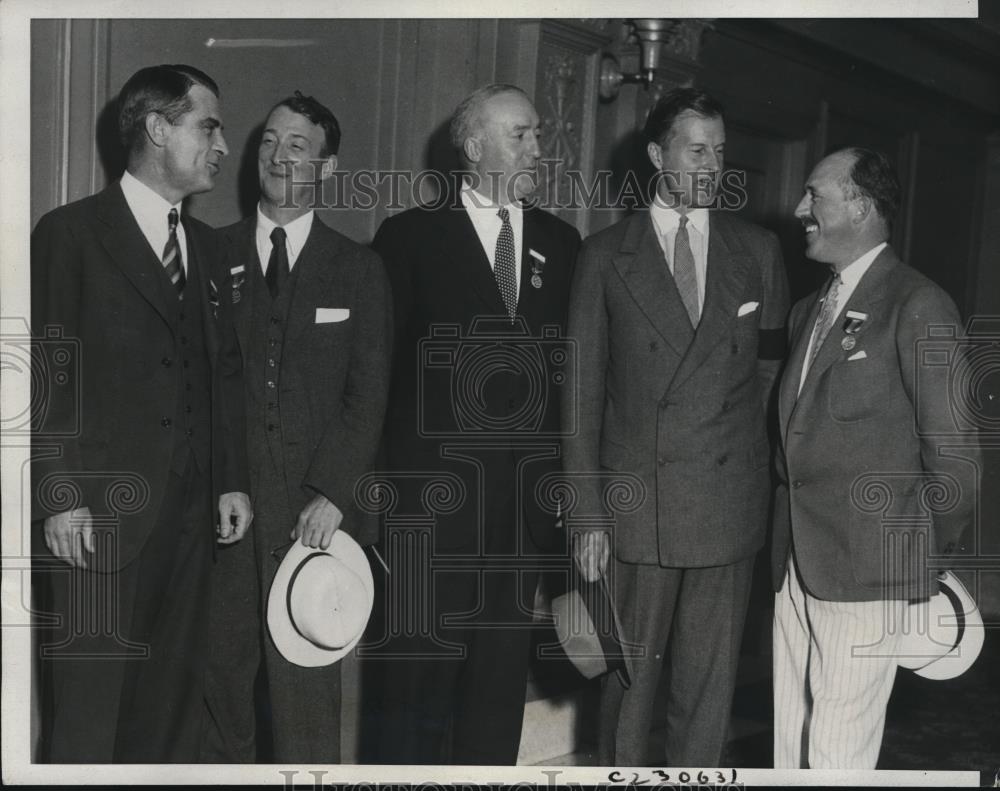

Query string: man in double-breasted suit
564 88 789 766
31 64 251 762
771 147 978 768
372 84 580 765
201 93 391 763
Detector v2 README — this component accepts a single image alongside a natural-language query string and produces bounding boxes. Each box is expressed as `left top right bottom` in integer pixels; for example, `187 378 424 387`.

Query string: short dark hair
643 87 725 148
118 64 219 153
449 83 529 152
271 91 342 157
837 147 901 230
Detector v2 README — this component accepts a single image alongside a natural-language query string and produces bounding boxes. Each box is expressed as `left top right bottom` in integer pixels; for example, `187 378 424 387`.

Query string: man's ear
320 155 338 180
853 194 873 225
463 136 482 165
144 112 169 149
647 141 663 170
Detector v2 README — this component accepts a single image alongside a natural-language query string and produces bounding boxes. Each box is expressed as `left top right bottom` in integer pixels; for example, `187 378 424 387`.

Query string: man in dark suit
201 92 391 764
563 88 789 766
771 147 978 768
372 83 580 765
31 64 252 763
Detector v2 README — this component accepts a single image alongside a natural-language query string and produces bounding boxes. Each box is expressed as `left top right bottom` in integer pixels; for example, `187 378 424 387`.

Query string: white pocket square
737 301 759 317
315 308 350 323
847 350 867 361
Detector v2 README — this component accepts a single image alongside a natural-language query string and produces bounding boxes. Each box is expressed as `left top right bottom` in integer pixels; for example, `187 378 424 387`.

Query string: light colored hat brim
267 531 374 668
899 571 984 681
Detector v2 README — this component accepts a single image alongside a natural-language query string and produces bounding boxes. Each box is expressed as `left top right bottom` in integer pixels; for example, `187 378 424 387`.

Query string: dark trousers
201 456 342 764
38 453 212 763
598 555 755 767
377 492 543 765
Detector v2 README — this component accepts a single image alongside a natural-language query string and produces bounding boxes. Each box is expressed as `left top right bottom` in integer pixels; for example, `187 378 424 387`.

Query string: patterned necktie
266 226 289 299
162 208 185 297
807 273 842 370
495 207 518 321
673 215 700 327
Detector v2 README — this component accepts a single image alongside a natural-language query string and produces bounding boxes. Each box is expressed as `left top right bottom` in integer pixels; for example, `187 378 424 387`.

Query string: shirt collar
649 200 709 239
461 181 524 217
837 241 887 289
120 169 182 222
256 205 314 258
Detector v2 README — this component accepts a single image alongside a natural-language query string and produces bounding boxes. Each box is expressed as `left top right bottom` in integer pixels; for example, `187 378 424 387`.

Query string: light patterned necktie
808 273 842 369
495 207 518 321
673 215 700 327
162 208 185 297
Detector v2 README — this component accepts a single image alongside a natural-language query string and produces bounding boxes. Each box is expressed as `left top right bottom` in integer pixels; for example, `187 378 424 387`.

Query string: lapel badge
529 248 546 289
841 335 857 351
843 309 868 335
229 264 245 304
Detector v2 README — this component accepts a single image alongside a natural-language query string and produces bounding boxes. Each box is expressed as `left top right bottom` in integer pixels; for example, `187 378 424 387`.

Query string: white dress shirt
461 184 523 295
120 169 187 274
798 241 887 393
650 202 710 314
255 207 314 274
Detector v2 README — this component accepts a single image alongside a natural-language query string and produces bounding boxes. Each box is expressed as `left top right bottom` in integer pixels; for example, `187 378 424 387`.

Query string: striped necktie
162 208 185 297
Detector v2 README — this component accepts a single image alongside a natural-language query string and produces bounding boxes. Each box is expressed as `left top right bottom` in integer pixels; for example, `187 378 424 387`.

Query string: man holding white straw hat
771 146 982 769
201 91 391 764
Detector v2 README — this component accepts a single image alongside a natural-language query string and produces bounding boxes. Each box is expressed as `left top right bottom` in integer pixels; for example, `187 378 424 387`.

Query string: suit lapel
97 183 173 328
779 293 822 438
224 218 257 354
670 212 753 390
613 212 693 357
287 220 338 343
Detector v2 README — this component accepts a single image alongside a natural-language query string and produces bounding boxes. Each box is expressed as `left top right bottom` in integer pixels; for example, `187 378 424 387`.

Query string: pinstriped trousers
773 555 903 769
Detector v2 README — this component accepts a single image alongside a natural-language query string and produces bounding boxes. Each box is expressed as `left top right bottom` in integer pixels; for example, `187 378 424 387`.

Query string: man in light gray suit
771 147 978 768
563 88 789 766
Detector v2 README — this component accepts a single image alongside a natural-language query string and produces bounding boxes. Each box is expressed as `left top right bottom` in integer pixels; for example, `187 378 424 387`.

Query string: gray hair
449 83 529 154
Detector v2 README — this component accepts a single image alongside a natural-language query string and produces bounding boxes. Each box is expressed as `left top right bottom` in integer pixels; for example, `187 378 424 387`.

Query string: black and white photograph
1 0 998 786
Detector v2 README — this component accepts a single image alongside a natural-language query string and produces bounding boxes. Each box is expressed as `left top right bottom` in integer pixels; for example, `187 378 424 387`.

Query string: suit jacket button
717 454 728 466
161 418 172 428
731 344 739 354
657 457 666 466
161 357 172 367
649 342 658 351
267 380 276 389
185 428 193 437
792 480 802 489
721 400 730 411
268 423 276 432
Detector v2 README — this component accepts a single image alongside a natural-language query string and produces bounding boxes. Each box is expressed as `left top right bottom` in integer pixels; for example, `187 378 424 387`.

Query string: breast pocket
827 356 887 422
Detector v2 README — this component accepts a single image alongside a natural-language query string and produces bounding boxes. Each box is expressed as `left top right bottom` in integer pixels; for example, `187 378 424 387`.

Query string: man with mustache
372 83 580 764
564 87 789 766
771 147 978 768
31 64 251 762
201 91 391 763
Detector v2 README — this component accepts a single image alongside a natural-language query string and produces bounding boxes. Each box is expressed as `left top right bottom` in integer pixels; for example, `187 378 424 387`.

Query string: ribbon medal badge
841 309 868 351
230 264 246 304
529 249 546 289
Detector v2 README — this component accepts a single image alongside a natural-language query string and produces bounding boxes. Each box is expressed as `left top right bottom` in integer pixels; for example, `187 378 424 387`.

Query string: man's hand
44 507 94 569
292 494 343 550
574 529 610 583
217 491 253 544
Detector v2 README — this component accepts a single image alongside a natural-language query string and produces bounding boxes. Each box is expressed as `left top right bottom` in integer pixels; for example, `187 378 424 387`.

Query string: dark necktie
495 207 517 321
673 215 700 327
266 226 289 299
162 208 185 297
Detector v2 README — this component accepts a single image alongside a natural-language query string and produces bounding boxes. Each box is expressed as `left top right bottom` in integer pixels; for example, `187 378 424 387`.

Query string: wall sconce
599 19 674 100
